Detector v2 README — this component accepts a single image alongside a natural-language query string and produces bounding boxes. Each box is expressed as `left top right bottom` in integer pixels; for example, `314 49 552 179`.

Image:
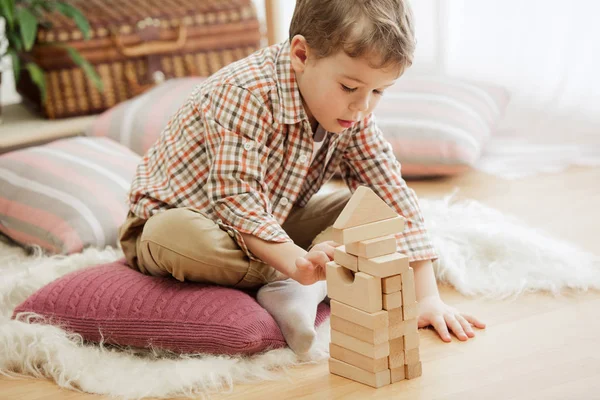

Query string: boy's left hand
417 295 486 342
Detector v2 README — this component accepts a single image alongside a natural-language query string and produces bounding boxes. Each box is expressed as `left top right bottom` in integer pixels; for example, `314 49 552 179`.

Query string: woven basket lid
36 0 257 44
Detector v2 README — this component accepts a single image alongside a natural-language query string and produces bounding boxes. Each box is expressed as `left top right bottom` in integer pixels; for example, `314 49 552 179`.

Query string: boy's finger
307 251 330 267
457 314 475 337
296 257 314 270
444 314 468 341
431 316 451 342
314 243 336 259
463 313 486 329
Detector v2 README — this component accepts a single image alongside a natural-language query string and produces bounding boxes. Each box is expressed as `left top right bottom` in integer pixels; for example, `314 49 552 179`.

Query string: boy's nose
350 96 369 112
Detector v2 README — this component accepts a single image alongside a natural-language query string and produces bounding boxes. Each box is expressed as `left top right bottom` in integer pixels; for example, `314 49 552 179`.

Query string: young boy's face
290 36 402 134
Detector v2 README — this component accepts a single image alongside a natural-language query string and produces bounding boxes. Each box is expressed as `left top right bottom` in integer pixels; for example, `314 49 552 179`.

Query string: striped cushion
87 77 206 156
0 137 140 254
377 75 510 176
87 75 509 177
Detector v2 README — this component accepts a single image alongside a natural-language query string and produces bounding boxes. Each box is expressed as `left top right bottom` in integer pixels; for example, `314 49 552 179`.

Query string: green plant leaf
33 0 53 10
16 6 38 50
7 30 23 52
62 45 103 92
55 2 90 39
24 62 46 101
7 48 20 81
40 1 57 12
0 0 15 29
28 0 48 14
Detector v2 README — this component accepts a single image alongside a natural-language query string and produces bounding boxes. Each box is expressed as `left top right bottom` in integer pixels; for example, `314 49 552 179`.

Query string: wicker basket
17 0 262 119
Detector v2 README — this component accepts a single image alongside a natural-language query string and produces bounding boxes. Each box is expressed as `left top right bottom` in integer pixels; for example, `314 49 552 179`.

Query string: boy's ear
290 34 310 73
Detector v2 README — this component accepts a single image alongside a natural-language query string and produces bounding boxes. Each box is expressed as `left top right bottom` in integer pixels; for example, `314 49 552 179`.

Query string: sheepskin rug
1 195 598 399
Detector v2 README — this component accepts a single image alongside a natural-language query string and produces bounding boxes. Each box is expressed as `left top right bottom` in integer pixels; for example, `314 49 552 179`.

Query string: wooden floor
1 165 599 399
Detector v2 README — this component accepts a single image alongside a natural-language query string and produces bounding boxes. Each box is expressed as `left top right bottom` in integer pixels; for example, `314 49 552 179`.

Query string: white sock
256 279 327 354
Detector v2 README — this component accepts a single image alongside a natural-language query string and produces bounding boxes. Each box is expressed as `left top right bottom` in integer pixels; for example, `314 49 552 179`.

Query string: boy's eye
341 84 384 96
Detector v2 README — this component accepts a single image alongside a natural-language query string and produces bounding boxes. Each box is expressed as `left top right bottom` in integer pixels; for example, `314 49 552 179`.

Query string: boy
119 0 485 355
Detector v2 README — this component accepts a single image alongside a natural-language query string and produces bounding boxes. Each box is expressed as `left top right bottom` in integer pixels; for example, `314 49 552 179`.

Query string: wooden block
404 331 420 350
333 246 358 272
403 301 418 320
345 235 396 258
329 343 388 373
329 358 391 388
404 348 420 365
330 300 389 330
331 216 405 245
382 291 403 310
404 361 423 379
390 366 406 383
390 335 404 352
358 253 409 278
382 275 402 294
332 186 398 230
331 329 390 359
388 336 405 368
330 315 389 345
389 314 418 339
389 307 404 326
401 267 417 304
326 262 382 313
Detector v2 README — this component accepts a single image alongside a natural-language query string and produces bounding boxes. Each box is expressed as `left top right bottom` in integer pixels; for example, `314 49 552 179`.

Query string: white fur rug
1 195 599 399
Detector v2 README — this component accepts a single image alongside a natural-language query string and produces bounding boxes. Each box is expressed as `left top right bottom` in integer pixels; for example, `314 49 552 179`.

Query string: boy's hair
289 0 416 69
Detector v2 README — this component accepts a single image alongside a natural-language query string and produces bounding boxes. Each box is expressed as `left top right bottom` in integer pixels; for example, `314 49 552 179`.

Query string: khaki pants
119 187 351 289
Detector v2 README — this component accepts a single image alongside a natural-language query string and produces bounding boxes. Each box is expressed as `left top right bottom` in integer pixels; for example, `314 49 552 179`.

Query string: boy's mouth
337 119 355 128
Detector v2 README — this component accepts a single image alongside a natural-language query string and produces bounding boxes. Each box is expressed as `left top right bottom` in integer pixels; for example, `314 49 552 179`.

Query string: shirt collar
274 40 310 125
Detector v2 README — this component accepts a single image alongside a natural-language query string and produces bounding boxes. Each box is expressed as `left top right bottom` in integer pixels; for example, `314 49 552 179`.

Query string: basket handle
112 23 187 58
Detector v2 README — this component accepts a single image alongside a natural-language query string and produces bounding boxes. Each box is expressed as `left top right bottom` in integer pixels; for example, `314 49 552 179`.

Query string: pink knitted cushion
12 259 330 355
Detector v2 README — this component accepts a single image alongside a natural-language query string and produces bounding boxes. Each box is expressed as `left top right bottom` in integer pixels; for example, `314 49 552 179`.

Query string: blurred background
2 0 600 178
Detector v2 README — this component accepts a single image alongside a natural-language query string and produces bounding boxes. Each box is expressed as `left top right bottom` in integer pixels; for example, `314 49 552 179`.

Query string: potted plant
0 0 102 121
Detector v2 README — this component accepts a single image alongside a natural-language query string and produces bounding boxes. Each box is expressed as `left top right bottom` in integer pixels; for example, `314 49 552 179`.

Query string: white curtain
436 0 600 177
440 0 600 122
407 0 600 178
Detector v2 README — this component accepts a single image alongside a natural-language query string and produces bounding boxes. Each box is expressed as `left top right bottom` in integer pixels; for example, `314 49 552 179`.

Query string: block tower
326 186 422 388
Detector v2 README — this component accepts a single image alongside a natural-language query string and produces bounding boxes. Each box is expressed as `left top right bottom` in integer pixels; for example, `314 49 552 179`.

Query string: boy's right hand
292 241 339 285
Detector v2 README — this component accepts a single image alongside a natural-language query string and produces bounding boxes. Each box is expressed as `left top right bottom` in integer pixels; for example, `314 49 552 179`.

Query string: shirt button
243 141 254 151
280 197 289 206
227 230 234 237
299 154 308 164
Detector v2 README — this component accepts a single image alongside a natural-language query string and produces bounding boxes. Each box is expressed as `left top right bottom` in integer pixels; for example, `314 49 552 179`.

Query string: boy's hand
417 295 486 342
292 241 339 285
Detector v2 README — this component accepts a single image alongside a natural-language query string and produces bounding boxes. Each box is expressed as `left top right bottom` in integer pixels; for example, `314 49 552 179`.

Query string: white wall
0 18 20 105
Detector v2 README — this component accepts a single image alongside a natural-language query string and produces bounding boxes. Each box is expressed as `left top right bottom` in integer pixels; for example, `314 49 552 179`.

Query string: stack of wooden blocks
326 186 422 388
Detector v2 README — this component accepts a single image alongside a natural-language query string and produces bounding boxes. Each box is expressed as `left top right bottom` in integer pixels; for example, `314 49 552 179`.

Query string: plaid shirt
129 41 438 263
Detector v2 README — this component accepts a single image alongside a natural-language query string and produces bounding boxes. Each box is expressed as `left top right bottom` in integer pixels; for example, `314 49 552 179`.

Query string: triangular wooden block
333 186 398 229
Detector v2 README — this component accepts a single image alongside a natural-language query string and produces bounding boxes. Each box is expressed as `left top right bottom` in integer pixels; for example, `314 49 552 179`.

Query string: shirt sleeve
339 113 438 262
202 84 293 259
